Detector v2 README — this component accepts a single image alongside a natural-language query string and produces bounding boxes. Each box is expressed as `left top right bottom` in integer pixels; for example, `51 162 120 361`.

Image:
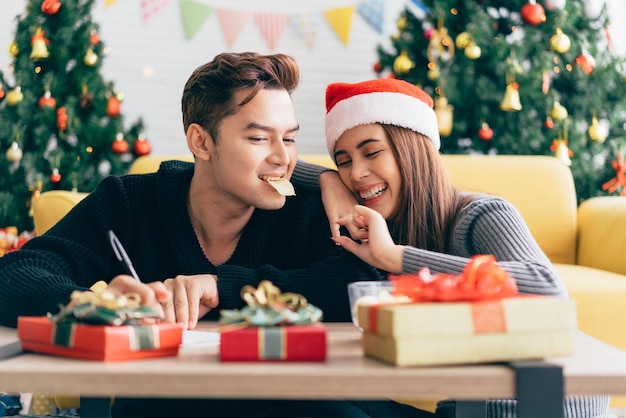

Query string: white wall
0 0 407 156
605 0 626 56
1 0 624 156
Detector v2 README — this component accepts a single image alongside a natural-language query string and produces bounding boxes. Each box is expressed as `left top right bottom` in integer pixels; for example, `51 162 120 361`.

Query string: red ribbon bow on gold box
389 254 519 302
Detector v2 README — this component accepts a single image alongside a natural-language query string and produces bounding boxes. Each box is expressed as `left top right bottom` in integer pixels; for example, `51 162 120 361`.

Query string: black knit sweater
0 160 383 328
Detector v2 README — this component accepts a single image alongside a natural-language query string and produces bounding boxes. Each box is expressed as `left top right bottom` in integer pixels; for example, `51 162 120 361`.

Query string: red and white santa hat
325 78 440 156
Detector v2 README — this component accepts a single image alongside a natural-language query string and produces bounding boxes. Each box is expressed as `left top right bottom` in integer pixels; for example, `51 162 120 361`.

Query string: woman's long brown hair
382 125 469 252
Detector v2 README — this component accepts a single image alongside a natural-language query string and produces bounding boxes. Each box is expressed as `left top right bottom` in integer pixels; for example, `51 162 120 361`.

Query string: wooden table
2 323 626 418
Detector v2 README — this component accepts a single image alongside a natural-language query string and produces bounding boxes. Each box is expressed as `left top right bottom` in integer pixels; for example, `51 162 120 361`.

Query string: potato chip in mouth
266 178 295 196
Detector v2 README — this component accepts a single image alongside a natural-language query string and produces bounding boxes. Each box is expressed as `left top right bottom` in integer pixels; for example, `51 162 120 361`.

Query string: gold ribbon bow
50 281 161 325
220 280 323 326
241 280 308 311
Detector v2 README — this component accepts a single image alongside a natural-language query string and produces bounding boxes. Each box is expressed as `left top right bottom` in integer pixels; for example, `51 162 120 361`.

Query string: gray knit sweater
402 195 567 297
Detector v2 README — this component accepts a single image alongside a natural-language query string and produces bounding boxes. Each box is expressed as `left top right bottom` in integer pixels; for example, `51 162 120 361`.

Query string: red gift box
219 324 327 362
17 316 183 361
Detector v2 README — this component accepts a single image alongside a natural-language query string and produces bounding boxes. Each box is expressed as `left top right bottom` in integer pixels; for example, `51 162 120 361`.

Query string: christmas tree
0 0 150 233
375 0 626 201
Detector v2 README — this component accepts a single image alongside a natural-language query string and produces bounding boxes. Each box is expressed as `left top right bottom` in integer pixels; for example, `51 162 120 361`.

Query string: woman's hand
319 170 358 238
161 274 219 330
332 205 404 273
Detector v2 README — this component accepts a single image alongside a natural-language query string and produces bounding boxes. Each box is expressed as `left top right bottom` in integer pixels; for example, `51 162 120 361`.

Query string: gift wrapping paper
17 316 183 361
219 324 327 362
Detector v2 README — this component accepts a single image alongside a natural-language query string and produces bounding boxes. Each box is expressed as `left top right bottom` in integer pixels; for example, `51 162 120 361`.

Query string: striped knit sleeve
402 195 567 297
291 159 332 191
436 395 611 418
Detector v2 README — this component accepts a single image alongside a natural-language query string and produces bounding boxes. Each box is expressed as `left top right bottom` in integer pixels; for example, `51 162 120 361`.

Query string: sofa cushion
577 196 626 275
555 263 626 351
32 190 88 235
441 155 578 265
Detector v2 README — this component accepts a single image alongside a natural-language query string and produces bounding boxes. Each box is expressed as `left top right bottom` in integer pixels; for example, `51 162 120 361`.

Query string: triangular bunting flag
289 12 321 48
407 0 428 18
410 0 428 11
217 9 252 48
255 13 289 51
104 0 118 8
141 0 171 22
180 0 214 40
323 6 355 46
357 0 384 33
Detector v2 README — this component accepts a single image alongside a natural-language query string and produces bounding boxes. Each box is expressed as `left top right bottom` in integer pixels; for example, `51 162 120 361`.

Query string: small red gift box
219 324 327 362
18 316 183 361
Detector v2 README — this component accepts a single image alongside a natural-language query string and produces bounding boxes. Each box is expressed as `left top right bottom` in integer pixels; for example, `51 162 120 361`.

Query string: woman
323 78 611 418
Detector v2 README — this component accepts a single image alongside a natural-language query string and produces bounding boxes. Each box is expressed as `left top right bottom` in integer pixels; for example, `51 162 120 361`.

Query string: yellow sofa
33 154 626 350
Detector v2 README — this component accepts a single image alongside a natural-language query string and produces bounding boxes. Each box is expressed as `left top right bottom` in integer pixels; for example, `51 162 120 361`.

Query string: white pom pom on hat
325 78 441 157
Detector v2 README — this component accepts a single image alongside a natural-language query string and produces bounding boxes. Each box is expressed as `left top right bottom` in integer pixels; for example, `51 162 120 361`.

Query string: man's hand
161 274 219 330
319 170 358 238
106 274 171 319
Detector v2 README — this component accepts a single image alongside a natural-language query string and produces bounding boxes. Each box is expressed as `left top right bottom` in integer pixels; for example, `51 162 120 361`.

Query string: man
0 52 442 418
0 52 382 329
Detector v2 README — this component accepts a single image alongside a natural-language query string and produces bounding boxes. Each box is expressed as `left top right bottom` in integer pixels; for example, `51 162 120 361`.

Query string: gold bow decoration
220 280 323 326
49 281 162 326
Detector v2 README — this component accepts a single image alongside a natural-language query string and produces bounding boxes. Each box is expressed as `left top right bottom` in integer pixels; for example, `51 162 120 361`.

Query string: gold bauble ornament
551 101 568 121
396 16 406 31
550 27 571 54
588 115 608 143
6 87 23 106
393 51 414 74
427 66 440 81
455 32 471 49
5 142 23 163
8 41 19 57
435 96 454 137
464 42 482 60
84 48 98 66
500 83 522 112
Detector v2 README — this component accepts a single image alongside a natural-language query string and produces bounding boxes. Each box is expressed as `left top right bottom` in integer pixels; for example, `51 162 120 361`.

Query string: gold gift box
358 296 576 366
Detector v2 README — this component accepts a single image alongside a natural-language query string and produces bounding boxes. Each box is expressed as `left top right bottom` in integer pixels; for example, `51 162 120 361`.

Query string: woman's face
333 124 402 219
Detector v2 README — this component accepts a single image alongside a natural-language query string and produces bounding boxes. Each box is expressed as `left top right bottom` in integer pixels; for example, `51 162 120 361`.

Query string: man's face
209 88 299 211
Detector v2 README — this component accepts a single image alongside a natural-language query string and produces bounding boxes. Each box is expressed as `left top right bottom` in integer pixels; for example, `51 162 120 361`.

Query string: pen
108 230 141 282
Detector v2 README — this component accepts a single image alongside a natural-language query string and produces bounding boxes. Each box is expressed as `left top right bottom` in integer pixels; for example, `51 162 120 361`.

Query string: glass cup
347 281 395 329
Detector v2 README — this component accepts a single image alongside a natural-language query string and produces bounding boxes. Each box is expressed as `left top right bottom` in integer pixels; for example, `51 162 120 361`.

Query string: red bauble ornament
0 86 5 101
575 51 596 75
38 91 56 109
56 106 67 131
521 1 546 26
89 31 100 45
42 0 61 15
478 123 493 141
112 133 129 154
133 134 151 156
50 168 62 183
373 62 382 73
106 96 121 117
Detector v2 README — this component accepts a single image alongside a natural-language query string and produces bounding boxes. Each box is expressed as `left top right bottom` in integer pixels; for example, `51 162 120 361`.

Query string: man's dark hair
181 52 300 143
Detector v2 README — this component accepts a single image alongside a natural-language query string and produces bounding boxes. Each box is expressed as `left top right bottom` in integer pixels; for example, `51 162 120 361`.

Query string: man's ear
186 123 213 161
